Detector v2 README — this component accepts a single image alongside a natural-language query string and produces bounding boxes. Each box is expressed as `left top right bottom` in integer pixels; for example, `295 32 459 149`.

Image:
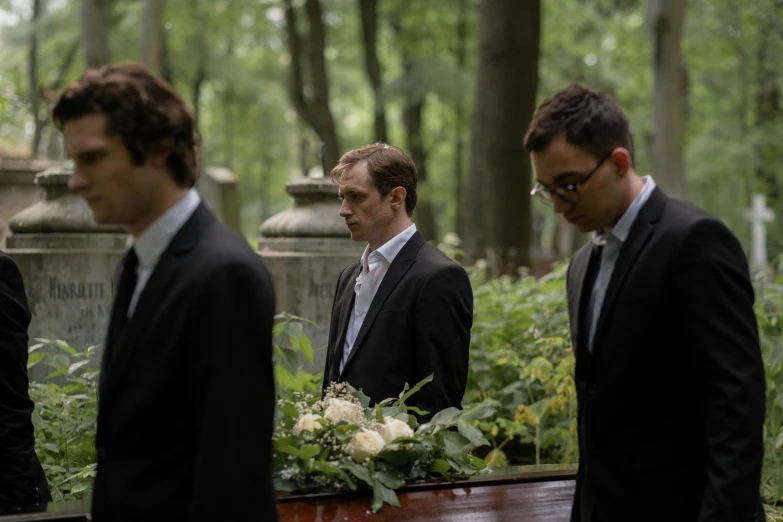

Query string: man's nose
339 200 351 217
68 168 89 193
552 196 570 215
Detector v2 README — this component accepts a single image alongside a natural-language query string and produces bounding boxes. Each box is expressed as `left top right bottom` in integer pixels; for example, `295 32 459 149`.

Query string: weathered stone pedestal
258 178 363 372
0 157 57 248
6 167 127 380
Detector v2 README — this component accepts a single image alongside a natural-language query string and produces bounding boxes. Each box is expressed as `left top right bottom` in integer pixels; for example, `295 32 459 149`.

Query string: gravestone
744 193 774 273
5 166 127 380
258 177 364 372
0 157 57 248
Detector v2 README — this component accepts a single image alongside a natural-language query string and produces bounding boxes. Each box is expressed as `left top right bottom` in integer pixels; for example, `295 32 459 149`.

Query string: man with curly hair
52 62 279 522
524 83 766 522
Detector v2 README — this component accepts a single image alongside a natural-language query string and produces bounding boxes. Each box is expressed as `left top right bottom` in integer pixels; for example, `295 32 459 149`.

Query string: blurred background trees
2 0 783 271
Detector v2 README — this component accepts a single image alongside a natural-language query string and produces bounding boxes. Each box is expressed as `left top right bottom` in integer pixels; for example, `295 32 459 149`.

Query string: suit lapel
102 204 212 398
330 263 361 382
567 244 592 353
339 232 425 378
592 188 667 351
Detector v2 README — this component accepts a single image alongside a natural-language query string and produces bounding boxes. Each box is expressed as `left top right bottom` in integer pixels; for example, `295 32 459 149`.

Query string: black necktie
579 242 604 350
107 248 138 358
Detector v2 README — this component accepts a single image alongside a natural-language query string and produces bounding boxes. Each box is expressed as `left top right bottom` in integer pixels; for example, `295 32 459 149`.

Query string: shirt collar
359 223 418 272
593 176 656 245
132 189 201 267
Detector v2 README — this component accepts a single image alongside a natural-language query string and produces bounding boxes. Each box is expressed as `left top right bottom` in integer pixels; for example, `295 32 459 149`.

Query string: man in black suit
524 84 766 522
321 144 473 420
0 253 50 509
53 63 278 522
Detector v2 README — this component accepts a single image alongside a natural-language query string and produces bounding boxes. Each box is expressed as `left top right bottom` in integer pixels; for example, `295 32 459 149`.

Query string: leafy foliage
27 339 98 501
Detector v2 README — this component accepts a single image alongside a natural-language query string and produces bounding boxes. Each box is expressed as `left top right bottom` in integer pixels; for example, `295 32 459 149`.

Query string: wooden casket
0 464 576 521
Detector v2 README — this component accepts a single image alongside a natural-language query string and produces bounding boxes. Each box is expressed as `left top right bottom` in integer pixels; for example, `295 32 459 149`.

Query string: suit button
587 385 597 395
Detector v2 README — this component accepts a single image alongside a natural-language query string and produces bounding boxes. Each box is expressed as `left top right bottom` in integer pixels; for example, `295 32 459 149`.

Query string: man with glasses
524 84 766 522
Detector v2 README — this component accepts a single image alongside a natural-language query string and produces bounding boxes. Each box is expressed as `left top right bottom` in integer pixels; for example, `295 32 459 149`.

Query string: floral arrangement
272 374 497 512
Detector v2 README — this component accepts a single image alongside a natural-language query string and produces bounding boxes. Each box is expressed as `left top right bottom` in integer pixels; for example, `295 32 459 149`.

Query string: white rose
292 413 322 436
379 416 414 444
323 398 365 425
348 428 386 463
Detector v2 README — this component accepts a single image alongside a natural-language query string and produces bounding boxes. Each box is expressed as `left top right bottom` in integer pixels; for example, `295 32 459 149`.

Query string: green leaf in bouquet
419 407 461 432
333 422 361 442
466 454 488 471
378 405 399 417
375 469 404 490
371 479 401 513
310 461 357 491
457 421 490 448
274 478 299 492
276 445 301 458
405 405 430 417
375 404 384 423
299 444 321 460
440 430 473 459
455 401 497 422
378 441 428 468
279 402 300 421
274 436 298 449
344 383 372 408
445 456 476 475
431 458 451 474
341 458 373 487
394 374 434 406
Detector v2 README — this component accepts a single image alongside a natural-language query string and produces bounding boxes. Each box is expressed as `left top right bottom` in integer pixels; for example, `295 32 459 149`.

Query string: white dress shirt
340 223 418 373
127 189 201 317
586 176 656 351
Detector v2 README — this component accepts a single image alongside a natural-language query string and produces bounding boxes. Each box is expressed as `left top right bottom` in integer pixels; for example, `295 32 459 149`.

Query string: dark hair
523 83 633 160
330 143 418 216
52 62 198 188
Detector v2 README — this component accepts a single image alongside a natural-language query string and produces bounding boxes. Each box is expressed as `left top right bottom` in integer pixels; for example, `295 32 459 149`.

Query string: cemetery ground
25 262 783 519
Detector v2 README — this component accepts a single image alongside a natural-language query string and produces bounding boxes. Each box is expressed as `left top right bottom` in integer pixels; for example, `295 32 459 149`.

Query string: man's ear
611 147 632 176
389 186 407 211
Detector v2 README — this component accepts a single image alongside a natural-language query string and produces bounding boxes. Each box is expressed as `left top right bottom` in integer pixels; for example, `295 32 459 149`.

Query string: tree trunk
648 0 686 198
359 0 388 143
29 0 43 157
754 6 781 204
283 0 341 170
402 102 437 241
81 0 110 68
141 0 165 77
463 0 540 271
453 0 468 240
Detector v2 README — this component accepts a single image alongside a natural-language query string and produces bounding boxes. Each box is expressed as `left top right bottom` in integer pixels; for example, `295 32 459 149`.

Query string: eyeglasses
530 151 613 205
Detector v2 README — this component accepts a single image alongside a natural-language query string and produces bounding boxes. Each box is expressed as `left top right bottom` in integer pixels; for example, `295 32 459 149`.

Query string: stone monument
258 177 363 372
6 166 127 380
0 157 57 248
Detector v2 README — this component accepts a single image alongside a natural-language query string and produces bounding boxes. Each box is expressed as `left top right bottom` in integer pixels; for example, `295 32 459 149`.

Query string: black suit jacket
0 252 50 507
322 232 473 420
92 204 279 522
566 188 766 522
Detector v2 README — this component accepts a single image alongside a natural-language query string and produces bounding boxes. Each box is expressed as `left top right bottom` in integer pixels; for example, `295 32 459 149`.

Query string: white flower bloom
323 398 365 425
292 413 322 436
348 428 385 463
379 416 414 444
474 259 489 271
